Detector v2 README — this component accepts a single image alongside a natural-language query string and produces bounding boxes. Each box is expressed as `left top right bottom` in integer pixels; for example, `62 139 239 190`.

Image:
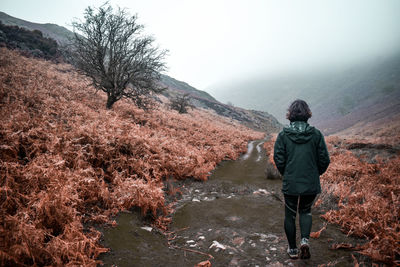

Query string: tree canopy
71 4 167 109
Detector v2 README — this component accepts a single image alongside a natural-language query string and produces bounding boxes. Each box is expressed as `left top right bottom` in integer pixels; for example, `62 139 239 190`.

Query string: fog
1 0 400 92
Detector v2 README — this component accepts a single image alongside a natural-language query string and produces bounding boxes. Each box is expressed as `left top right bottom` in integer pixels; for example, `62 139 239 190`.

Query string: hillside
0 48 265 266
161 75 281 132
211 54 400 135
0 11 74 44
161 74 216 102
0 11 281 133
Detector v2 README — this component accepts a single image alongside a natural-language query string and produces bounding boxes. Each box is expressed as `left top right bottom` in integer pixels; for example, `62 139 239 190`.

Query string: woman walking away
273 99 330 260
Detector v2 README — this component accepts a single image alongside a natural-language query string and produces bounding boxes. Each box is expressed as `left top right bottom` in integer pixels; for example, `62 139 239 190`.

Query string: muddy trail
99 139 361 267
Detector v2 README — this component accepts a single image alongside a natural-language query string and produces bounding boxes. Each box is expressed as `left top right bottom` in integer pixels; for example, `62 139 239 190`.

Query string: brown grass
0 48 263 266
320 136 399 264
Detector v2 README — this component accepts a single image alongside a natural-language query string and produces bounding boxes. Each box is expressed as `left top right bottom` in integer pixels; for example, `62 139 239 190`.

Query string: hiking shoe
287 247 299 259
300 238 310 259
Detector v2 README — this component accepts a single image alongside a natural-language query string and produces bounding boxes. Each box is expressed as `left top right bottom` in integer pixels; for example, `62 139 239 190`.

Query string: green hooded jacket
273 121 330 195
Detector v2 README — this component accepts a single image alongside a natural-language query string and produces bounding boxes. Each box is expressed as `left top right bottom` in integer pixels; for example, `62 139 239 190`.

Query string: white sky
1 0 400 92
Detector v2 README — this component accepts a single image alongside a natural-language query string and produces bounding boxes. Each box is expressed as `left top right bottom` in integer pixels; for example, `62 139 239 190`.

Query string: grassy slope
336 113 400 145
0 48 263 266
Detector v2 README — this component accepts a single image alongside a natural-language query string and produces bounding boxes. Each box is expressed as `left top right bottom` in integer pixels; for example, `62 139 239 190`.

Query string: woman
273 99 330 259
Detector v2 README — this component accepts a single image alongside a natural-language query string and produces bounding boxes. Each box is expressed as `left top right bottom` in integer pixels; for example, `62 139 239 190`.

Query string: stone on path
209 240 226 250
253 189 270 195
140 226 152 232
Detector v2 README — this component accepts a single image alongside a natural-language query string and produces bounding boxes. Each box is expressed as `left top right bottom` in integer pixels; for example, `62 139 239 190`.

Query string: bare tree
170 93 194 114
70 4 167 109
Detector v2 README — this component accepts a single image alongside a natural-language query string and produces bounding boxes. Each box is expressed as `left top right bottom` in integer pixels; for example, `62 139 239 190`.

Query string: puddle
99 212 176 266
99 139 360 266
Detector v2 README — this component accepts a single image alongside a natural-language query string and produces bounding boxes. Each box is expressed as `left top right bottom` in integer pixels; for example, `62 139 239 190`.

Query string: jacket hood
283 121 315 144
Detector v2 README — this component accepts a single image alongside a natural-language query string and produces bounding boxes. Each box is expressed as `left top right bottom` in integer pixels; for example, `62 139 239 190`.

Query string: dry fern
0 48 263 266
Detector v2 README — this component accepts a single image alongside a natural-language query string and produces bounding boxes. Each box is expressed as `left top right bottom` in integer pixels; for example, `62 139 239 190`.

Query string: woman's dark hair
286 99 312 122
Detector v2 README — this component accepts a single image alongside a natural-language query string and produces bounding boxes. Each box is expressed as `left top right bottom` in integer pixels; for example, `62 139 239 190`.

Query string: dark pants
284 194 317 249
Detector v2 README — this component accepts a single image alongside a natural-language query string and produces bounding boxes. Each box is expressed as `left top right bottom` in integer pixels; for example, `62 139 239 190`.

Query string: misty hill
161 74 216 102
211 54 400 135
0 11 74 44
160 75 281 132
0 11 281 132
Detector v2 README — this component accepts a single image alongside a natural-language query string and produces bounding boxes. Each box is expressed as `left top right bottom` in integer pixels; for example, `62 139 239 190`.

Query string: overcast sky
1 0 400 92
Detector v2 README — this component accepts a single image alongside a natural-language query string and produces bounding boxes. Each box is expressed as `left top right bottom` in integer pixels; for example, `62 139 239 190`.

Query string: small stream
99 140 358 266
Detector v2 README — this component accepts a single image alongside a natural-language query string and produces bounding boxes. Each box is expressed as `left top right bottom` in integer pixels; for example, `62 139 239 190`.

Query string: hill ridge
0 11 74 44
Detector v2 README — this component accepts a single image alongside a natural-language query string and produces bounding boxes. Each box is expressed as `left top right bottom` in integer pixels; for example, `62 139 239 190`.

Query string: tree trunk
106 95 117 109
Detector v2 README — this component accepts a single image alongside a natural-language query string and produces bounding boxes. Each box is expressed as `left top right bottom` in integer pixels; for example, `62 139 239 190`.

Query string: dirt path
99 140 360 266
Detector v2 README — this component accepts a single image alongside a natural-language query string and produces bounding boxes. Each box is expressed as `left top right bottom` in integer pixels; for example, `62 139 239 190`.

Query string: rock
192 198 200 202
253 189 270 195
256 233 279 243
140 226 152 232
198 236 206 240
186 240 195 244
209 240 226 250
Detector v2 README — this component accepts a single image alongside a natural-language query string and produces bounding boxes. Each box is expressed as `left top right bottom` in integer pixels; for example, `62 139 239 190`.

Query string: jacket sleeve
273 132 286 175
317 132 330 175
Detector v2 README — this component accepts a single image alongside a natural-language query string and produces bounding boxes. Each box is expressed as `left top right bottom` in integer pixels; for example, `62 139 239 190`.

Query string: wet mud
99 139 362 266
